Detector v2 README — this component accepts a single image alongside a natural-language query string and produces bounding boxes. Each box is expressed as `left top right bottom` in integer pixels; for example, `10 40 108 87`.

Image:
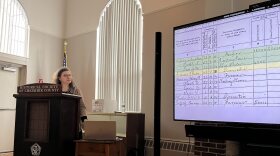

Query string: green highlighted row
176 45 280 72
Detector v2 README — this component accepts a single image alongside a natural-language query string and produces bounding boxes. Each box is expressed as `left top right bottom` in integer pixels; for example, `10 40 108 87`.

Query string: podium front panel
14 92 81 156
25 100 49 142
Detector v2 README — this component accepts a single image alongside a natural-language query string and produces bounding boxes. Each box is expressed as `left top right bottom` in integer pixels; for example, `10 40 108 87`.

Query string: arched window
0 0 29 57
95 0 143 112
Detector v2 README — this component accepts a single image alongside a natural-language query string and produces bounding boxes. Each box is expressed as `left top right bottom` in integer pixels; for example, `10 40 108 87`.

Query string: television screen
174 2 280 124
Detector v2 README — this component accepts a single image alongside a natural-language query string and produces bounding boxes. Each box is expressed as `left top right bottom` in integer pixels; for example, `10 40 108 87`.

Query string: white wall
64 0 105 111
18 0 66 83
26 30 64 83
64 0 208 38
65 0 107 38
66 32 97 112
19 0 66 38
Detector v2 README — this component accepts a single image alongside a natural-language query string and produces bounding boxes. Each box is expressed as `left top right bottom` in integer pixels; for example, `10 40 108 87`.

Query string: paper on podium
103 99 117 113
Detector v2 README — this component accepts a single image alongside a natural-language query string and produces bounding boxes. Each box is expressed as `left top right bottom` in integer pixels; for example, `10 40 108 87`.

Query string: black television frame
173 0 280 125
173 1 280 146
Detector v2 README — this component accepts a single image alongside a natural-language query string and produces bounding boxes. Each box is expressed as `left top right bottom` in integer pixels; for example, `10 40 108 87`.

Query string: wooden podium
74 139 126 156
13 83 81 156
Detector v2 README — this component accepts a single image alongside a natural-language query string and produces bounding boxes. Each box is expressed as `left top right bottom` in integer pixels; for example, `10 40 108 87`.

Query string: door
0 68 18 152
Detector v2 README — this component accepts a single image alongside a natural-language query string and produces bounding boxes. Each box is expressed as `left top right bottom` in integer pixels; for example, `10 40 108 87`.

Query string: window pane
0 0 28 58
95 0 143 112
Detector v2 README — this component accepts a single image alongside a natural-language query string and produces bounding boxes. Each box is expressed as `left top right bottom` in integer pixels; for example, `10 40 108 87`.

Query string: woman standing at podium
53 67 87 127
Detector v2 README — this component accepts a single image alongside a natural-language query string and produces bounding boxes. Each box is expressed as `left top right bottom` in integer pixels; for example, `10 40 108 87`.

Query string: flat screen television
174 1 280 124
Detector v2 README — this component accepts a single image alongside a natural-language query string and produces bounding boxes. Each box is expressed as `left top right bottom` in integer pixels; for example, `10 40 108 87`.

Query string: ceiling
140 0 196 14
